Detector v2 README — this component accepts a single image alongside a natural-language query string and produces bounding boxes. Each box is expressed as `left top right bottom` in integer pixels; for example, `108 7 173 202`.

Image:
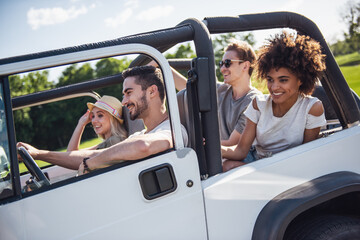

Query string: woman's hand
16 142 40 160
67 110 91 152
78 110 91 126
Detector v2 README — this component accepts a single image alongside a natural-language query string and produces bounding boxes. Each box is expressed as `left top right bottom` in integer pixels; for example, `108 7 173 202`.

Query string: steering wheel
18 146 50 186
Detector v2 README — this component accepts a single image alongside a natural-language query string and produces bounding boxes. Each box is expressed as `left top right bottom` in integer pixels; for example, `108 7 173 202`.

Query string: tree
10 71 53 97
9 71 53 145
165 43 196 59
95 57 131 101
164 43 196 78
95 57 130 78
57 63 95 86
333 0 360 54
342 0 360 38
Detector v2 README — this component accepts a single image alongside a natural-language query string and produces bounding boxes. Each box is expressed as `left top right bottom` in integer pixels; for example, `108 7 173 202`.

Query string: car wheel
285 215 360 240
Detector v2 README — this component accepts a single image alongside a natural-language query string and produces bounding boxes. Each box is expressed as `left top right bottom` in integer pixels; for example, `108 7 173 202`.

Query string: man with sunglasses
217 41 262 146
169 40 262 147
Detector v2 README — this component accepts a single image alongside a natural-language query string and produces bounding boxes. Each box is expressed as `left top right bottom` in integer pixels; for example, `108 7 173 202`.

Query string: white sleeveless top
245 94 326 159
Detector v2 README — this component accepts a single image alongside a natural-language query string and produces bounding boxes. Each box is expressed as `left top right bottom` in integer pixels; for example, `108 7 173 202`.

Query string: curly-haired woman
222 31 327 172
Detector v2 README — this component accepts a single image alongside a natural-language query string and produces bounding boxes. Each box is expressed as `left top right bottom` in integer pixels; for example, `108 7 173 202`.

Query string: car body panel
203 126 360 240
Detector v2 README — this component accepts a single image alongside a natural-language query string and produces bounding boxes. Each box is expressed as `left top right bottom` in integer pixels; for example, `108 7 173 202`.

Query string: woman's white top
245 94 326 159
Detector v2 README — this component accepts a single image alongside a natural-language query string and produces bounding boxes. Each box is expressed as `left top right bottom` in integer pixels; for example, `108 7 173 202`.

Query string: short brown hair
122 66 165 102
256 31 326 95
225 40 257 76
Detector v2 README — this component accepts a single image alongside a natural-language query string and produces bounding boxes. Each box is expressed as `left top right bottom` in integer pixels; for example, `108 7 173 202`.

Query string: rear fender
252 171 360 240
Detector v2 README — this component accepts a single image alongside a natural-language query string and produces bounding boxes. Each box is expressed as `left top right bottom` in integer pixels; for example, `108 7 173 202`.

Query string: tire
285 215 360 240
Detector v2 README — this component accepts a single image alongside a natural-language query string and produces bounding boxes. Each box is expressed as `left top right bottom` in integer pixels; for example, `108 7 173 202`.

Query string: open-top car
0 12 359 240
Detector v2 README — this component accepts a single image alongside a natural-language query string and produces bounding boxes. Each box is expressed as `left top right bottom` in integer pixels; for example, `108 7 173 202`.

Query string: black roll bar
175 18 222 177
168 59 192 71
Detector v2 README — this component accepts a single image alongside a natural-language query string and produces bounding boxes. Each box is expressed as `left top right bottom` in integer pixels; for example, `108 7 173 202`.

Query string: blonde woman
67 95 128 151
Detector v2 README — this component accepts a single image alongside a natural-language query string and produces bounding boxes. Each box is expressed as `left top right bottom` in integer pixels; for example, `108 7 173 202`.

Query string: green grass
18 137 102 174
335 52 360 67
340 64 360 95
335 52 360 96
252 78 268 94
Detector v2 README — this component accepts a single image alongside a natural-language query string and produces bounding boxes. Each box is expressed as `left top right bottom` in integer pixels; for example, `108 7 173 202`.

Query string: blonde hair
109 116 128 139
98 113 128 140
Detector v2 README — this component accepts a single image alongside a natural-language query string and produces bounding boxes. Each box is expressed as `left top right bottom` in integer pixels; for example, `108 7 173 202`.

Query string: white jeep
0 12 359 240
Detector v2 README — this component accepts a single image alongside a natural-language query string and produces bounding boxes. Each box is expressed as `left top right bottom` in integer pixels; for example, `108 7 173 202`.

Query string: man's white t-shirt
129 120 188 147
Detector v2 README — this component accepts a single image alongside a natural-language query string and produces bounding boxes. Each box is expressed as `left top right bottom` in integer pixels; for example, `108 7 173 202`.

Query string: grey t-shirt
217 82 262 140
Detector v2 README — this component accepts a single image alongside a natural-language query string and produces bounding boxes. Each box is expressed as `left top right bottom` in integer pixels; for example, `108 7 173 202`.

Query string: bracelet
83 157 91 173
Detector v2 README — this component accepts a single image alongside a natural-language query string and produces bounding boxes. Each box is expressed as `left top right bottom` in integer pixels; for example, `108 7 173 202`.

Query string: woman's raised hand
78 110 91 126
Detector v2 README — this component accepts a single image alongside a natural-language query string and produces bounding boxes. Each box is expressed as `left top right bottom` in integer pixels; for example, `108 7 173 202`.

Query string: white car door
0 148 207 240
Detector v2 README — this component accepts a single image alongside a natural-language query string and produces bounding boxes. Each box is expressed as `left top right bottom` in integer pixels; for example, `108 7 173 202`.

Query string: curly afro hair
256 31 326 95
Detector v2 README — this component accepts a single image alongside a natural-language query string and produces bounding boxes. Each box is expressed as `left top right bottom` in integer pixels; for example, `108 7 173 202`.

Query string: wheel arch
252 171 360 240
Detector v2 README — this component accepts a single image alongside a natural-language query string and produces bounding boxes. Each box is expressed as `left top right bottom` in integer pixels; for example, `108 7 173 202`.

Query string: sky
0 0 350 80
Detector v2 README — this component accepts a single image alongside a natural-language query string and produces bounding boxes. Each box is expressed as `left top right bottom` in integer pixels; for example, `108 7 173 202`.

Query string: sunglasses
219 59 245 68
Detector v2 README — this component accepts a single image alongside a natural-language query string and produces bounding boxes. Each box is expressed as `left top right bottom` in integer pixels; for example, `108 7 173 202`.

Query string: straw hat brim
87 102 124 124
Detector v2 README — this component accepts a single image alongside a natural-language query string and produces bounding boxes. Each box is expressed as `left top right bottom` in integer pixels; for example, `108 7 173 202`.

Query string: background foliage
11 58 130 150
330 0 360 55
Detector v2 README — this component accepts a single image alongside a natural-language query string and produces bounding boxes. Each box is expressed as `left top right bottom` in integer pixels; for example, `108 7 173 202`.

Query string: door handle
139 163 177 200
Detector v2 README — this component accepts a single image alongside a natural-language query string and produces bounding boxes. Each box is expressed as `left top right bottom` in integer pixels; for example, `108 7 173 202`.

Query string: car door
0 43 208 239
2 148 205 240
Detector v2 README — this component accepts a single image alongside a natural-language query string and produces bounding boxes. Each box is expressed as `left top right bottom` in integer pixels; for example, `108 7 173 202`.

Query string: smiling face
90 107 112 139
122 76 149 120
266 67 302 106
220 50 244 85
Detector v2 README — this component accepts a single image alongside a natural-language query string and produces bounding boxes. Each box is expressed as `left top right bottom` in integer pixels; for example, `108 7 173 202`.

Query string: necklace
159 115 168 125
145 114 168 133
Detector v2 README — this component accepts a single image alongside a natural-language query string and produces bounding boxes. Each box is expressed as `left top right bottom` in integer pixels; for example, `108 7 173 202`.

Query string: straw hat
87 95 123 124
